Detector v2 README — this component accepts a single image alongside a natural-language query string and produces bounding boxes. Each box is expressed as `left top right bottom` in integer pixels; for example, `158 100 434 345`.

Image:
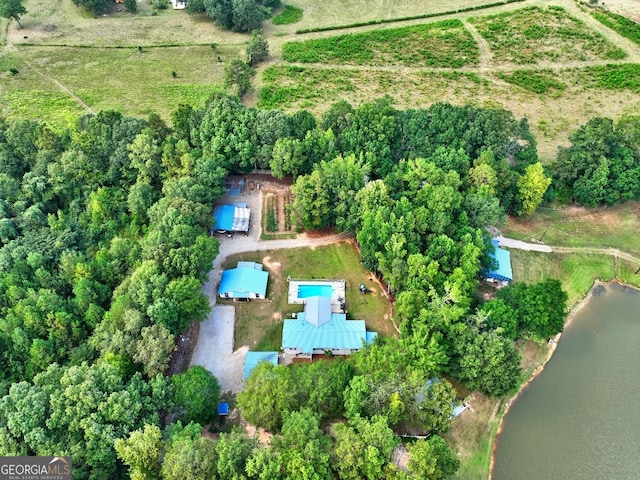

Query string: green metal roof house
218 261 268 299
282 295 377 359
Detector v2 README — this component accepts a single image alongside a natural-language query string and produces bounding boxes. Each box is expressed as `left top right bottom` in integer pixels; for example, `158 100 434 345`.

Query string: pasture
1 0 246 124
281 19 479 67
469 6 626 64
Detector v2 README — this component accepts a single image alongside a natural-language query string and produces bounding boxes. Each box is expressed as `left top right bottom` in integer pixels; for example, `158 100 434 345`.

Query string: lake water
492 282 640 480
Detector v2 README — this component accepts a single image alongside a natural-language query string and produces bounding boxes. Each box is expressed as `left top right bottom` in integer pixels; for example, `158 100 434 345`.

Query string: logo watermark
0 457 71 480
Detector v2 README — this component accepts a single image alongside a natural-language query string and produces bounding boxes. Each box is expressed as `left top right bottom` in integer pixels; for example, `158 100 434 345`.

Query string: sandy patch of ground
190 305 248 393
261 255 282 274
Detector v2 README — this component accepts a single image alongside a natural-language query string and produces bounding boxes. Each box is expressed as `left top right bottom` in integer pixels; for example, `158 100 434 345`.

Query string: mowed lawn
218 241 394 351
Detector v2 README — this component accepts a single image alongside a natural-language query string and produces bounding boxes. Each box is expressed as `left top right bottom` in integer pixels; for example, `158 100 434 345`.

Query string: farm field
281 19 479 67
257 0 640 160
468 6 626 64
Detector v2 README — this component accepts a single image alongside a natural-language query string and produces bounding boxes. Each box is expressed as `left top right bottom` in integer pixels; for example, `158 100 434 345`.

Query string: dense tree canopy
0 94 570 478
554 116 640 206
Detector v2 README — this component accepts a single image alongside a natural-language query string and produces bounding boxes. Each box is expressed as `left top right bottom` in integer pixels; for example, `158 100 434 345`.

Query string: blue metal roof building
219 262 268 299
213 203 250 233
488 239 513 283
243 351 279 379
282 295 376 358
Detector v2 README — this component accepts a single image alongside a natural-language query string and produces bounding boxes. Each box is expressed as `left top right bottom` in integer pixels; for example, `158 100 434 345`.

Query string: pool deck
288 279 346 313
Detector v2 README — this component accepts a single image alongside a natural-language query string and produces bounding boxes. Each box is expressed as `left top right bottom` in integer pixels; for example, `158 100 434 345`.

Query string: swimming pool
298 284 333 298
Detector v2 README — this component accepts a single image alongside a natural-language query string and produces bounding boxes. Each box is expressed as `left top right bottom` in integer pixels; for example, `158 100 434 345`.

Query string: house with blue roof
212 203 250 235
487 239 513 285
282 295 377 360
218 261 268 300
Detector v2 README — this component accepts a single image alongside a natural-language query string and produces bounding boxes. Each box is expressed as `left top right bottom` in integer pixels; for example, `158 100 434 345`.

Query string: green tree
516 162 551 216
186 0 205 13
124 0 137 12
237 362 297 431
480 299 518 340
161 422 217 480
270 137 305 179
231 0 265 32
115 424 163 480
133 324 175 377
270 408 332 479
0 0 26 27
224 59 254 96
171 366 220 425
246 30 269 66
291 154 368 231
71 0 112 15
454 330 521 396
498 279 568 339
406 435 460 480
331 415 398 480
215 429 258 479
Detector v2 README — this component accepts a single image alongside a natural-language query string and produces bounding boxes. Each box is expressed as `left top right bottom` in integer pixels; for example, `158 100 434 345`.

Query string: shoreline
487 278 638 479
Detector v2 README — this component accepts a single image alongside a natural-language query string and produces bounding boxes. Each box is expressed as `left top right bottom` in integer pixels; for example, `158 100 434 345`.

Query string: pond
492 281 640 480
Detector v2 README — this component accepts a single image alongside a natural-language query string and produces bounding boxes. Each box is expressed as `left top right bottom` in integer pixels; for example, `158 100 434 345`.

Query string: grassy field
259 64 484 109
501 202 640 257
0 0 248 125
1 44 231 125
282 19 478 67
591 9 640 46
263 0 496 35
218 241 394 350
497 63 640 95
469 6 626 64
7 0 247 47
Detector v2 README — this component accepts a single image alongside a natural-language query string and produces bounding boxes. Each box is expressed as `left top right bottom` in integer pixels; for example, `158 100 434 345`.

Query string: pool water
298 285 333 298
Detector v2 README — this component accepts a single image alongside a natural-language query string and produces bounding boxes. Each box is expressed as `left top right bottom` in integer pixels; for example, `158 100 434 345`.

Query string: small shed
487 239 513 283
219 262 268 300
243 351 279 379
212 203 250 235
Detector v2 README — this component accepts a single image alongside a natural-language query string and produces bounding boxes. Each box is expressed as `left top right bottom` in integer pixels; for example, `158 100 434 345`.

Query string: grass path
19 58 94 114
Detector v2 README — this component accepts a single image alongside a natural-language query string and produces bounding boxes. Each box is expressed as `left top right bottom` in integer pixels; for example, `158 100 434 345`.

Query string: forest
1 94 638 478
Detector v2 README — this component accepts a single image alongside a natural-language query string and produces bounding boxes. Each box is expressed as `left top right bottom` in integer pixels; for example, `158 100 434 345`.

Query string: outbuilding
218 261 268 300
212 203 250 235
487 239 513 284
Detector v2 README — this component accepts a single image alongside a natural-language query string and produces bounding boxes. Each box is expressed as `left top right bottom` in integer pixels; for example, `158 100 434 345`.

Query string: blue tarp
243 351 279 379
488 239 513 282
217 402 229 415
